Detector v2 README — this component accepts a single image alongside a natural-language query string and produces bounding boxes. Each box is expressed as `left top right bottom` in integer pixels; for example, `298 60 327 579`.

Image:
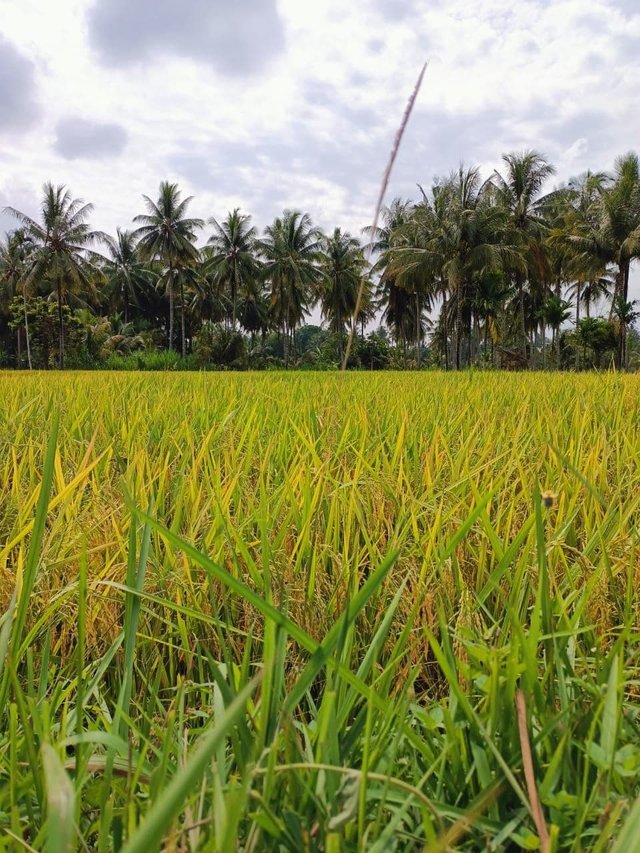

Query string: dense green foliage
2 151 640 371
1 371 640 849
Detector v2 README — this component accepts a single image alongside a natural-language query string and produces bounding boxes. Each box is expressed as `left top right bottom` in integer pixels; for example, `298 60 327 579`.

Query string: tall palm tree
317 228 367 361
390 168 519 369
363 198 418 359
362 198 413 254
102 229 155 324
133 182 203 356
472 270 511 366
0 229 34 369
541 294 572 366
4 183 104 368
579 275 613 319
491 151 557 363
558 172 609 330
205 209 260 330
563 156 640 364
259 211 322 366
237 284 270 344
612 297 639 369
604 155 640 303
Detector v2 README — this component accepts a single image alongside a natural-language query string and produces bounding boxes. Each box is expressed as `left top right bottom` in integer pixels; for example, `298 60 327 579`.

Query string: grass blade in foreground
122 677 259 853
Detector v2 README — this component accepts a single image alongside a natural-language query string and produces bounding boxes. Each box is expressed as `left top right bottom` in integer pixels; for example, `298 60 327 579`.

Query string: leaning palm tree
205 209 260 331
491 151 557 363
317 228 367 361
4 183 105 368
133 182 203 356
0 229 34 369
102 229 156 324
259 211 322 366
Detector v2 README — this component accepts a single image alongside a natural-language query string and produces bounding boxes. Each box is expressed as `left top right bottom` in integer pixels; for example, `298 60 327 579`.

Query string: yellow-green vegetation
1 370 640 851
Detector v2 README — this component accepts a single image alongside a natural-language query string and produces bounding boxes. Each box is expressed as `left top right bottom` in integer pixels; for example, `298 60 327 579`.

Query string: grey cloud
54 118 128 160
611 0 640 18
0 36 39 133
167 96 625 233
0 184 39 237
87 0 284 76
302 81 382 126
0 206 19 237
522 105 616 168
402 107 515 180
614 32 640 61
167 105 511 231
377 0 416 21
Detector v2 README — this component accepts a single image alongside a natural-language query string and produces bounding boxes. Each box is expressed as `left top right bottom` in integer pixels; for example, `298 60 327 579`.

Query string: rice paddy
1 370 640 851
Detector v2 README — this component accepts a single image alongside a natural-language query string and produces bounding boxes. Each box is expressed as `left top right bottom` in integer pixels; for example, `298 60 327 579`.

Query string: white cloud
0 0 638 264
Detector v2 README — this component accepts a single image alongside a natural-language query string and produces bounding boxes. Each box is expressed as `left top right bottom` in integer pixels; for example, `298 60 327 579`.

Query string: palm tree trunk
484 321 489 367
516 274 527 365
16 328 21 369
282 322 289 367
455 290 463 370
57 278 65 369
168 269 174 352
23 290 32 370
575 283 581 370
442 291 449 371
623 259 631 302
542 323 547 369
473 312 480 367
415 292 421 367
180 276 186 358
231 275 237 331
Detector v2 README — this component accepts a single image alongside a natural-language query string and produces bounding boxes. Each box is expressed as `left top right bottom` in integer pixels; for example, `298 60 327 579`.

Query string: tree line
1 149 639 371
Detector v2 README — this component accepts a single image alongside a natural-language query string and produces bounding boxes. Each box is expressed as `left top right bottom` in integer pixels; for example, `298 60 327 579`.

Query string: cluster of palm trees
1 183 370 368
375 151 640 369
1 148 639 370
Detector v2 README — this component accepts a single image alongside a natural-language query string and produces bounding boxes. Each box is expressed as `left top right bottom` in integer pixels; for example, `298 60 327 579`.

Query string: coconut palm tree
0 229 35 369
362 198 413 254
4 183 105 368
472 270 511 366
259 211 322 366
579 275 613 319
317 228 367 361
491 151 557 363
390 168 519 369
541 294 572 366
237 283 270 344
562 156 640 365
133 182 203 356
102 229 155 324
205 209 260 330
363 198 419 358
612 297 639 369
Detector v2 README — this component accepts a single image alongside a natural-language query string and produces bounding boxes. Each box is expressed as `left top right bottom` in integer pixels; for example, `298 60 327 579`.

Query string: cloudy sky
1 0 639 253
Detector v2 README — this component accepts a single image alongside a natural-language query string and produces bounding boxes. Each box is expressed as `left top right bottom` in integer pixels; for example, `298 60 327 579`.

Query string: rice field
1 370 640 851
